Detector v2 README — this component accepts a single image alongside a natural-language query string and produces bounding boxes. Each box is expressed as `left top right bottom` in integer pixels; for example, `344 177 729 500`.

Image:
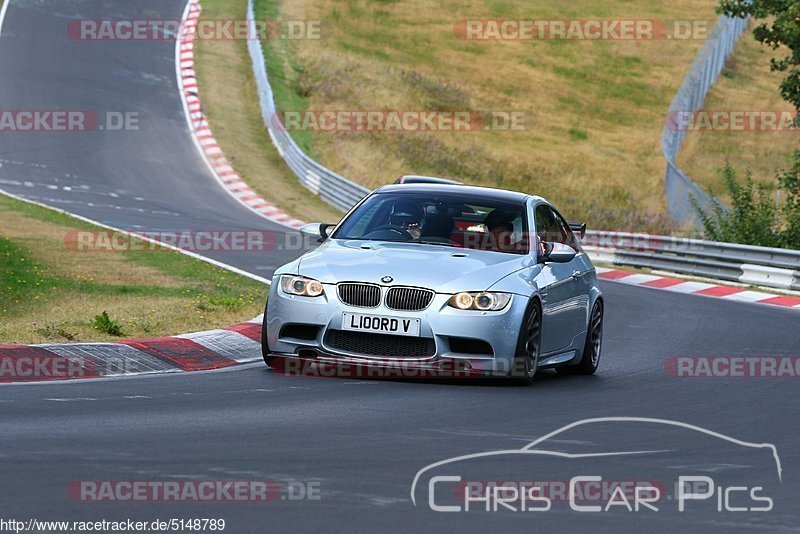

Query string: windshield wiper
416 240 458 247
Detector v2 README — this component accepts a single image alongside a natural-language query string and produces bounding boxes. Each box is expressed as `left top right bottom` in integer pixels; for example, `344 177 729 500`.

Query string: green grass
0 193 267 343
254 0 316 156
0 236 47 316
569 127 589 141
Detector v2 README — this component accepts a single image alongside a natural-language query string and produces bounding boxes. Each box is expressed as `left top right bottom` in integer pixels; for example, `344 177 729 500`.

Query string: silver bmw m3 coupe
261 183 603 384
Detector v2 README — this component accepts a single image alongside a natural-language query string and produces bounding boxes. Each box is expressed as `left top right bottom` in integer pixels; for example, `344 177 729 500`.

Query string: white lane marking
123 395 153 399
45 397 98 402
16 194 177 216
663 281 715 293
615 273 662 285
0 0 9 39
722 290 776 303
0 361 263 388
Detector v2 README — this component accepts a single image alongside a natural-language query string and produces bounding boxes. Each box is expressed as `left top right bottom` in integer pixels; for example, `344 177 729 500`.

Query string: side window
552 210 580 251
534 205 563 246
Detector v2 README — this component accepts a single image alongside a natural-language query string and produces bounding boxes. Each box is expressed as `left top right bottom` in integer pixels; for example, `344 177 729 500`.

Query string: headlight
448 292 511 311
280 275 325 297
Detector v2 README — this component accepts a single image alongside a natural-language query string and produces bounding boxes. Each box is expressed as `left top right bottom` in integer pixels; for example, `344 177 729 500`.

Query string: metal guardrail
582 231 800 291
662 14 749 225
246 0 369 212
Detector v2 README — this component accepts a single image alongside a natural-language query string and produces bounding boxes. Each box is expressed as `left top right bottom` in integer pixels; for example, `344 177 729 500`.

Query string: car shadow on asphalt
261 365 602 388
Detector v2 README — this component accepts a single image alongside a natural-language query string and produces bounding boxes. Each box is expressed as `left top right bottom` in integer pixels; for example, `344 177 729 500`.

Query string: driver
484 208 517 251
388 199 424 240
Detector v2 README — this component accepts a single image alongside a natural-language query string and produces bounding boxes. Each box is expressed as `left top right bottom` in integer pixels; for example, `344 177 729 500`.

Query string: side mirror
539 242 577 264
299 223 336 242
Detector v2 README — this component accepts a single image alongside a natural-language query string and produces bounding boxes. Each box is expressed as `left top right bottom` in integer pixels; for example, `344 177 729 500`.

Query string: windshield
332 191 530 254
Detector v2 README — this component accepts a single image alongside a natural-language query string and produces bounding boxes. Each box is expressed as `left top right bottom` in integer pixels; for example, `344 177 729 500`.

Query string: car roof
376 183 539 204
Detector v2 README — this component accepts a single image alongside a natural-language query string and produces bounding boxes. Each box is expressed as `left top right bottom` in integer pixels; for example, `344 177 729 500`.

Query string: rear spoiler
568 222 586 239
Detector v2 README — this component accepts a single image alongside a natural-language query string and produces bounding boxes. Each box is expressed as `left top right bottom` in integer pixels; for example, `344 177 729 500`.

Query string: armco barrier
662 15 749 225
246 0 369 212
583 231 800 291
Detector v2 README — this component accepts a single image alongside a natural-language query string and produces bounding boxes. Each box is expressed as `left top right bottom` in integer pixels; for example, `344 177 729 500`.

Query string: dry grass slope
256 0 721 231
254 0 795 231
193 0 343 224
678 26 798 201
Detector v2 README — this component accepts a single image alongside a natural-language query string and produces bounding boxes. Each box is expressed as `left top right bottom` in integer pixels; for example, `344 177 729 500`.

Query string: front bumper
265 280 528 376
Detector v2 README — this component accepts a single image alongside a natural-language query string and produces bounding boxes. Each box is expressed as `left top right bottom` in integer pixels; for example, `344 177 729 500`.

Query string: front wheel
560 300 603 376
510 301 541 385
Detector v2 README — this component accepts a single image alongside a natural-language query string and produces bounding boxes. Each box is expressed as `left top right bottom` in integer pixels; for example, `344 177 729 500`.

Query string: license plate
342 312 421 337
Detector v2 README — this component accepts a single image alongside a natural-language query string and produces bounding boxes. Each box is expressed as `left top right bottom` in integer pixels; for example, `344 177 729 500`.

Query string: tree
717 0 800 112
694 151 800 249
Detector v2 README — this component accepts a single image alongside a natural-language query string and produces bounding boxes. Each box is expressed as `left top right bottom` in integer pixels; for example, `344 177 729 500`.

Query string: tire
510 300 542 385
559 300 603 376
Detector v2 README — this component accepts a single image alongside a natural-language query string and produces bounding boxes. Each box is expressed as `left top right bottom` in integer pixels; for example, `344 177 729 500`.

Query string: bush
694 150 800 249
778 149 800 246
92 311 125 337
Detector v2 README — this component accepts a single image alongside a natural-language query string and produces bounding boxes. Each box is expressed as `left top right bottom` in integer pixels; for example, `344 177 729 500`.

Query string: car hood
297 239 531 293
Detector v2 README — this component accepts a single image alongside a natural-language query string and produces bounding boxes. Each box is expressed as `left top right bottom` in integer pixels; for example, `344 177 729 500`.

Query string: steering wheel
363 225 414 241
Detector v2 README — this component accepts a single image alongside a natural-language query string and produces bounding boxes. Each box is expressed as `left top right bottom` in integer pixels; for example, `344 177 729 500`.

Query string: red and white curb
595 267 800 310
176 0 305 230
0 316 264 384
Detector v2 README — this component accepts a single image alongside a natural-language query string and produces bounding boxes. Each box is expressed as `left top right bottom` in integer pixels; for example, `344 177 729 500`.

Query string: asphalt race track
0 0 299 277
1 1 799 532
